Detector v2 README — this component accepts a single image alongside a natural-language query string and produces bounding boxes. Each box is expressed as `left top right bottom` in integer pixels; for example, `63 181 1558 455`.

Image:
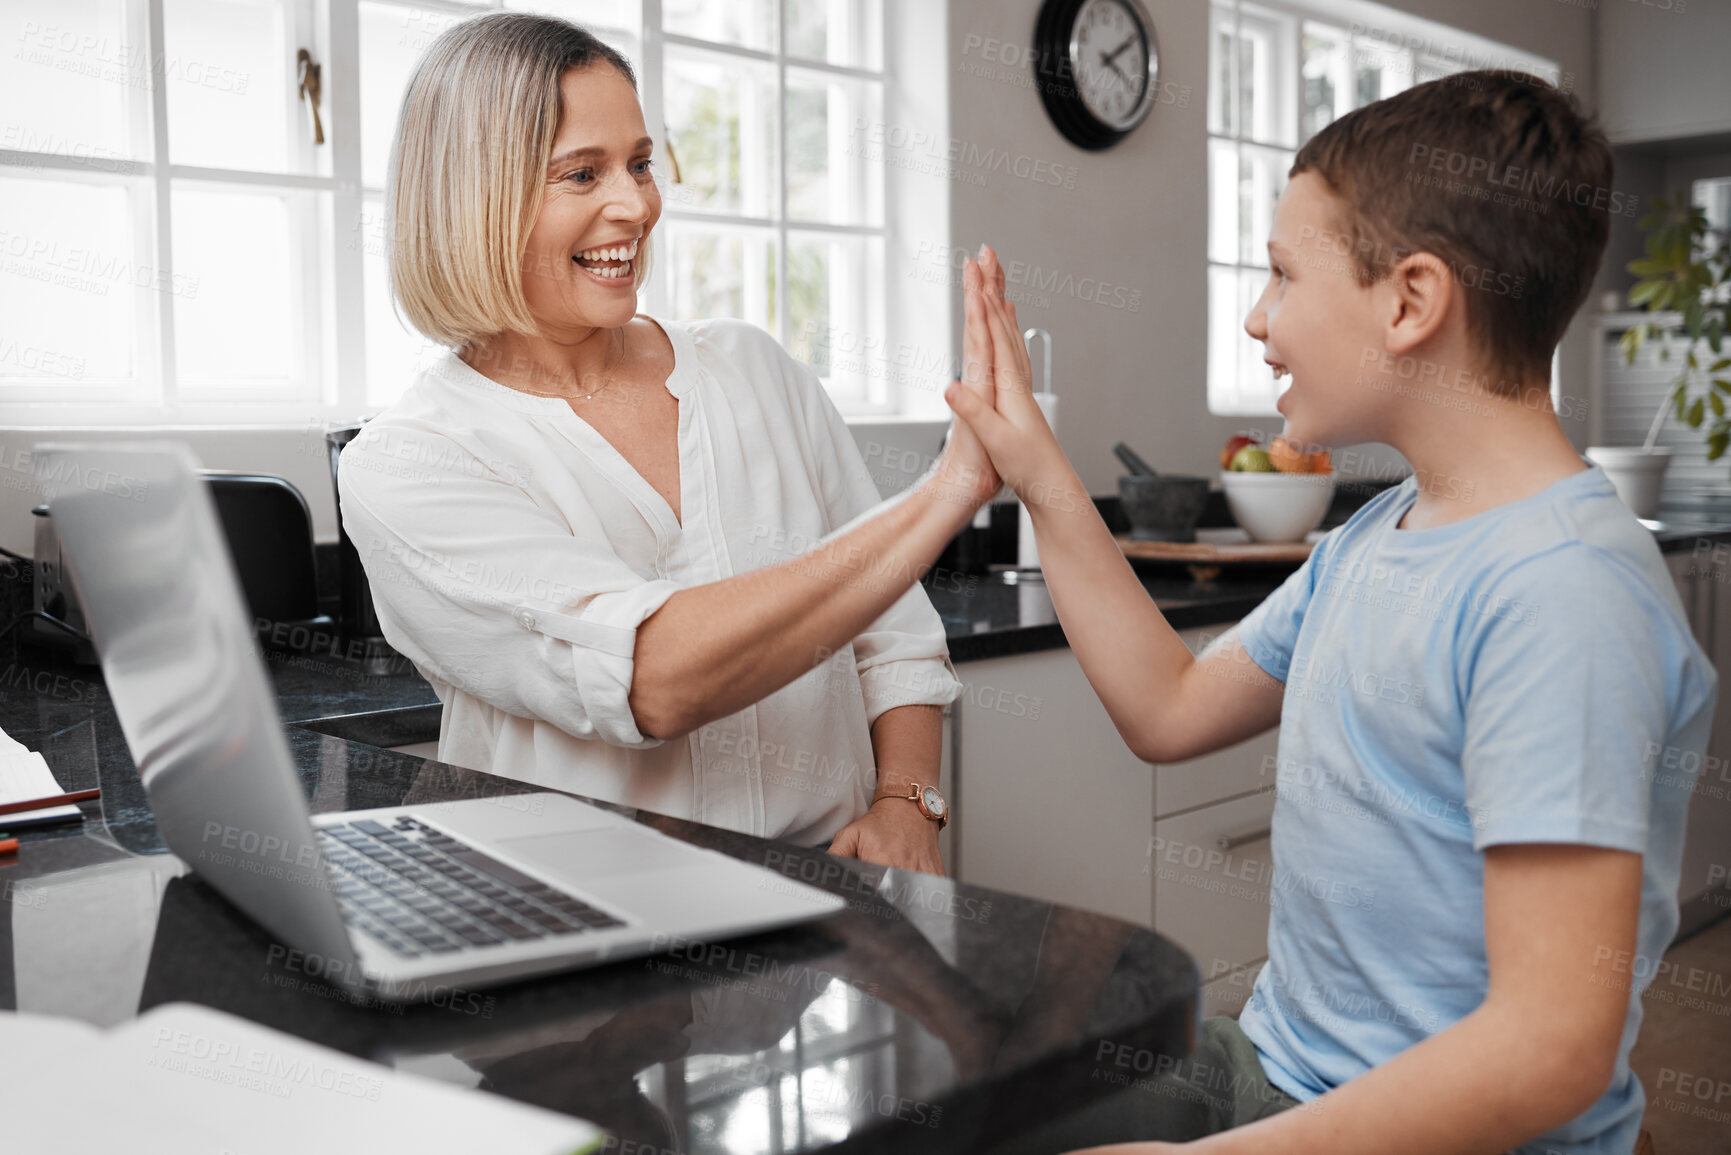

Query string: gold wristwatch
871 781 949 829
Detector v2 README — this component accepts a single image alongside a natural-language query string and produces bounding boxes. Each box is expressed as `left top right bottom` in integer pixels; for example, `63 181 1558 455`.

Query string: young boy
948 72 1717 1154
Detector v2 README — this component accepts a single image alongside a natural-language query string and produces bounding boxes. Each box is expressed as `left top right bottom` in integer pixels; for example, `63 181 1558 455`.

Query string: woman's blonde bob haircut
388 13 651 351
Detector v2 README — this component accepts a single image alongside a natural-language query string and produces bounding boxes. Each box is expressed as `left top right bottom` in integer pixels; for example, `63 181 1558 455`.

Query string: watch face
921 787 947 818
1070 0 1152 131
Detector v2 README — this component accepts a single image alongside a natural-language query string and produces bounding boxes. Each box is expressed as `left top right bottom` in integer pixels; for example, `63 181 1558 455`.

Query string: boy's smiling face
1245 172 1395 451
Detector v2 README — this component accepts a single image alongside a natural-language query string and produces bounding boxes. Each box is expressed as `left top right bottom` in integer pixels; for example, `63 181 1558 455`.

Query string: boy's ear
1382 252 1455 357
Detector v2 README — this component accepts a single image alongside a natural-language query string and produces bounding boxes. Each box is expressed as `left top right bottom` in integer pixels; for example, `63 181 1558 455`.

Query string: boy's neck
1385 385 1588 532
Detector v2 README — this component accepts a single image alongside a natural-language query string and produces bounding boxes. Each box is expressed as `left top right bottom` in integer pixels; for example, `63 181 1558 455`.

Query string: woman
339 12 1007 873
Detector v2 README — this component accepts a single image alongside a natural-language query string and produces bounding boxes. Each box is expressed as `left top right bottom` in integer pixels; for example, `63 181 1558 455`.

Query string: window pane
664 0 774 52
784 0 882 70
164 0 301 174
659 223 776 332
1210 5 1295 147
788 232 882 405
356 196 440 407
1300 23 1348 144
1351 38 1411 107
358 2 465 190
172 186 307 390
0 176 148 386
1 0 145 163
1208 264 1281 416
1207 140 1287 268
664 51 776 217
786 70 882 225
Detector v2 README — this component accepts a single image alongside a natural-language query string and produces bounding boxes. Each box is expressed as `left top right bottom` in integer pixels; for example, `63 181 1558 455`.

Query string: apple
1220 434 1259 470
1229 445 1276 472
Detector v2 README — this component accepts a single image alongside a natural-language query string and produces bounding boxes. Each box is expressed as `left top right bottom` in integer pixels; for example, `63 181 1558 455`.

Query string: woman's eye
565 169 595 185
632 158 654 176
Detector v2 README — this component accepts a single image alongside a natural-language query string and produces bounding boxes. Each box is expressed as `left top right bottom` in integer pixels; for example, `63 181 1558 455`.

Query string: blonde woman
339 12 1010 873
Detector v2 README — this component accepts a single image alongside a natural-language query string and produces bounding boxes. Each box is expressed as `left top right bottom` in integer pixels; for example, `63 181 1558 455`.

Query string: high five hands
940 244 1082 515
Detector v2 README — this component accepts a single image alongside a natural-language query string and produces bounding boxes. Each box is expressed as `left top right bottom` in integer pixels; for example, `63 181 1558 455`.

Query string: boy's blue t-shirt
1234 462 1716 1155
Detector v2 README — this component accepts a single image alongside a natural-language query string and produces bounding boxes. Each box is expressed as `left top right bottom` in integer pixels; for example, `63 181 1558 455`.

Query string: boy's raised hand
942 245 1071 503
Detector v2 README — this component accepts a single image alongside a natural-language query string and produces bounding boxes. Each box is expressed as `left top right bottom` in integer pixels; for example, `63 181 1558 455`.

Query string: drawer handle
1216 824 1272 851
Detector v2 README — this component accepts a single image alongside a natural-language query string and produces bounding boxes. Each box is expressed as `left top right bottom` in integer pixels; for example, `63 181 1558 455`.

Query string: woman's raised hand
942 246 1072 506
930 249 1005 509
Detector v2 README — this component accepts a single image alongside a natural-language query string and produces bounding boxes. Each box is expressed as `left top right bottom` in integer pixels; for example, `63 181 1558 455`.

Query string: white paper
0 748 81 827
2 1003 607 1155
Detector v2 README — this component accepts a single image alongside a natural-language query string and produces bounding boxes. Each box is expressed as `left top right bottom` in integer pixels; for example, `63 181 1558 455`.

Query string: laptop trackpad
498 828 704 881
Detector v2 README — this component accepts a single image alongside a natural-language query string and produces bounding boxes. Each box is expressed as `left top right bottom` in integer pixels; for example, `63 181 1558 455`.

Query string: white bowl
1219 470 1336 542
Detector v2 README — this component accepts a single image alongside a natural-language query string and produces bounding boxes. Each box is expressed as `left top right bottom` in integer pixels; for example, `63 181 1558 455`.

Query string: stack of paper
0 724 81 830
1 1003 608 1154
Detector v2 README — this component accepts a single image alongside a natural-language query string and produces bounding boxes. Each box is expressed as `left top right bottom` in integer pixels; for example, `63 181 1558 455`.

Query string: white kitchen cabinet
1667 551 1731 926
1151 788 1277 980
950 649 1154 925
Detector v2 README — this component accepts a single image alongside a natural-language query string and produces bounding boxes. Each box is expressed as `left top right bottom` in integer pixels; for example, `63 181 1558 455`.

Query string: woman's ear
1383 252 1455 357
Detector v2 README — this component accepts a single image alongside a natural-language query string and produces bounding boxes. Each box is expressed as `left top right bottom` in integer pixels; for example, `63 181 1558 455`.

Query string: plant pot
1585 446 1671 520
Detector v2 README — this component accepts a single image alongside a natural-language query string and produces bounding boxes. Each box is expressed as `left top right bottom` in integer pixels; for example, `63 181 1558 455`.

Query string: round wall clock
1034 0 1161 151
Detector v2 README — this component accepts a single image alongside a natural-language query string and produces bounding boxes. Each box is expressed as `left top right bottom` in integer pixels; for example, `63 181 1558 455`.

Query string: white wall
944 0 1598 495
1597 0 1731 145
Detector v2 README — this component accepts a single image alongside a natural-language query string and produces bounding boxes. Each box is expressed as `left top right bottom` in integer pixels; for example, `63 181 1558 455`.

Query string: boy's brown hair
1291 70 1615 394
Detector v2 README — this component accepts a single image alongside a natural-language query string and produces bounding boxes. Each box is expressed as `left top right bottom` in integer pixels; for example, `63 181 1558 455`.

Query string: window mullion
146 0 177 405
327 0 366 412
775 1 787 346
641 0 669 319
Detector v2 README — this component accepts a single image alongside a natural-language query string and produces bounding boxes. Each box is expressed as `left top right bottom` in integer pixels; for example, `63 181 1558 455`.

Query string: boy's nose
1244 298 1269 342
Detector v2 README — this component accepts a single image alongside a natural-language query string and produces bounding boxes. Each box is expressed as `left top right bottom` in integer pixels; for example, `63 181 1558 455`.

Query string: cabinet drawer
1155 730 1280 818
1157 628 1279 817
1152 790 1276 975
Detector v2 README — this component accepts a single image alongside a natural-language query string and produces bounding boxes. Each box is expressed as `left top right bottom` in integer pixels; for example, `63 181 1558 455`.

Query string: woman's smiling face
520 63 661 335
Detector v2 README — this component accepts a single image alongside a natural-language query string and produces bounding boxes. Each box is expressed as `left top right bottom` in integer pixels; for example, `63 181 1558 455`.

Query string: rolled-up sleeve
339 428 680 748
786 354 963 726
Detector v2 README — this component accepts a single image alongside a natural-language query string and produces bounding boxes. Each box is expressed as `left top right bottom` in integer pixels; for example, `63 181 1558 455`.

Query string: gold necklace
514 329 627 402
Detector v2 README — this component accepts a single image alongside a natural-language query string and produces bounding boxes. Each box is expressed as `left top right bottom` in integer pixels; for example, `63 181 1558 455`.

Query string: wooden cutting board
1114 534 1315 564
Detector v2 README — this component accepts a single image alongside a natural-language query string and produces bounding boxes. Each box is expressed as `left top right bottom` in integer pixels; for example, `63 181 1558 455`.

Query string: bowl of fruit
1219 435 1335 543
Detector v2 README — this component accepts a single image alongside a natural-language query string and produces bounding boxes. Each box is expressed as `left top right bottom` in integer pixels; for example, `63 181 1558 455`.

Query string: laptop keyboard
316 815 625 958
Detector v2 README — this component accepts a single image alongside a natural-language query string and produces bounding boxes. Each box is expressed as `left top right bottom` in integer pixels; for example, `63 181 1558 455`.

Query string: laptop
35 441 845 1001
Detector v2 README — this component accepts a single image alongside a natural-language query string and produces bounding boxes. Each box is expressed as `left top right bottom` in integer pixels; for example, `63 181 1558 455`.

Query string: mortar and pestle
1114 443 1210 543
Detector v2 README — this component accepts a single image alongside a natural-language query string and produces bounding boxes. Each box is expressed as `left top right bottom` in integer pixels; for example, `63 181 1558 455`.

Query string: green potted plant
1592 191 1731 517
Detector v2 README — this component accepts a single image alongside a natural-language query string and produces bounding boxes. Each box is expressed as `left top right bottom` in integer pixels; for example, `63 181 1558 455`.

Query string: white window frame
1206 0 1559 417
0 0 921 426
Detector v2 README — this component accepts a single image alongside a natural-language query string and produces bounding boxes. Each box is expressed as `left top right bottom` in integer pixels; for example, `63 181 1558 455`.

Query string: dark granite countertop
0 671 1197 1153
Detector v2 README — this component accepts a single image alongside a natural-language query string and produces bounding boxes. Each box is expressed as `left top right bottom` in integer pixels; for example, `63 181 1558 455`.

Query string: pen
0 788 102 819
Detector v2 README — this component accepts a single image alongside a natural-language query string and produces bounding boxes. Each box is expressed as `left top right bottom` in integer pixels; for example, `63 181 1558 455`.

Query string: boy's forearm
1194 1004 1605 1155
1017 455 1196 760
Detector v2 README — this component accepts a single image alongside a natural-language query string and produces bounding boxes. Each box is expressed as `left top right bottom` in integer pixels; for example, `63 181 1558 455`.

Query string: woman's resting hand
828 796 944 875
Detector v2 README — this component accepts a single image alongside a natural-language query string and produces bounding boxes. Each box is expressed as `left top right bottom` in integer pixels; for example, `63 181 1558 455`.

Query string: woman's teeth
576 241 639 263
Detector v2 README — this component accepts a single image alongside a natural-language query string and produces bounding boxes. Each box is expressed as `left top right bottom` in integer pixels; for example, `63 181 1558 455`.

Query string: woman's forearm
868 704 944 795
627 477 979 739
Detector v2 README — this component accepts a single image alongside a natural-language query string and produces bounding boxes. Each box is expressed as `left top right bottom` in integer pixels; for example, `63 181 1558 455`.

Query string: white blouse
338 316 962 845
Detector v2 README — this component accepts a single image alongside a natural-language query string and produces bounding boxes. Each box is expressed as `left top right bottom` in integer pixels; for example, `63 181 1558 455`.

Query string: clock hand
1098 55 1134 88
1102 35 1139 67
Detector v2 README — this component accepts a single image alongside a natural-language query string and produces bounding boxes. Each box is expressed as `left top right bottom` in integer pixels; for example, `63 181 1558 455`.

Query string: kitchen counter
0 672 1197 1153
